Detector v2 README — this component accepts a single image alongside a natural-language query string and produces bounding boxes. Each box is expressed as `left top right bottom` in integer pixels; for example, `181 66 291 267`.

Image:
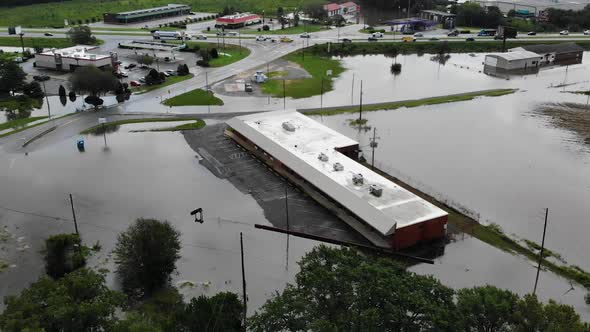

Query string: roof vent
369 184 383 197
333 162 344 171
282 121 296 132
352 173 364 185
318 153 329 162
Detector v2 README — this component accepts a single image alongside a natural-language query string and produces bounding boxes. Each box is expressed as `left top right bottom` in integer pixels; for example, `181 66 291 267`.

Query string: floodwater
311 52 590 318
0 123 315 313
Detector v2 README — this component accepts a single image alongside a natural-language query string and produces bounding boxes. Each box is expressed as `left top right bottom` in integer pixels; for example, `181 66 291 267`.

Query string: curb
22 125 57 148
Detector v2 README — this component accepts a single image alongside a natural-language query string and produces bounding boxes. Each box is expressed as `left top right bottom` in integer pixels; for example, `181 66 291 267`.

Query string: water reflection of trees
430 54 451 66
90 124 120 136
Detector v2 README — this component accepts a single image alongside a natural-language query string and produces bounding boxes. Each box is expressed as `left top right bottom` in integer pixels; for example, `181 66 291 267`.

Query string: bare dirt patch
536 102 590 148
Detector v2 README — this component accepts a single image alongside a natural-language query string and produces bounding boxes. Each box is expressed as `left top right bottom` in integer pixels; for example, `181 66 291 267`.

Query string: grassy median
81 118 205 134
0 37 101 48
306 89 517 116
163 89 224 107
132 74 194 95
241 24 326 35
262 52 344 99
179 41 251 67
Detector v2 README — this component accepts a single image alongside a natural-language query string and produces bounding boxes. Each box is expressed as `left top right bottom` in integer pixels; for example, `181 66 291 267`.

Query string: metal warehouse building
103 4 191 24
484 50 542 75
225 111 448 250
510 42 584 66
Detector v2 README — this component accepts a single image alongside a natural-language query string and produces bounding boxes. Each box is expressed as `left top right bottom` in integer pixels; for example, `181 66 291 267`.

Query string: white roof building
226 111 447 238
34 46 115 71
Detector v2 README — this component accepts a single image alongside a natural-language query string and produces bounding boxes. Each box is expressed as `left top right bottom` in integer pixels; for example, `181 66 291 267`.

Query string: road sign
98 118 107 124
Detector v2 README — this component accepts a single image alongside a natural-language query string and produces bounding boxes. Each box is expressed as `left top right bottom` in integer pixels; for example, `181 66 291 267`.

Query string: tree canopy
69 65 118 97
0 59 27 94
0 268 125 332
66 25 97 45
249 246 590 332
113 218 181 299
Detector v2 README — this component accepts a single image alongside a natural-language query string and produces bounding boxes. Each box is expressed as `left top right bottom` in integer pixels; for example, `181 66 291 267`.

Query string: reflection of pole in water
240 232 247 326
102 123 107 147
533 208 549 296
563 65 568 87
351 73 355 105
285 179 290 271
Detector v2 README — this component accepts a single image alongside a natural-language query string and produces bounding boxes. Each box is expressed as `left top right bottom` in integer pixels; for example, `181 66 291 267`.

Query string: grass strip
306 89 517 116
0 116 48 132
262 52 344 99
366 162 590 289
132 74 194 95
183 41 251 67
0 112 74 138
163 89 223 107
81 117 205 134
152 119 206 131
0 36 102 48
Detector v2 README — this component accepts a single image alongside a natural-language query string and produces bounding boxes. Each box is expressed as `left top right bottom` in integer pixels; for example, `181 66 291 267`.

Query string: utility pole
351 73 355 105
358 80 363 123
19 32 25 53
283 79 286 109
320 78 324 111
370 127 379 169
285 179 290 270
240 232 247 330
206 71 210 113
69 194 79 235
40 79 52 118
533 208 549 296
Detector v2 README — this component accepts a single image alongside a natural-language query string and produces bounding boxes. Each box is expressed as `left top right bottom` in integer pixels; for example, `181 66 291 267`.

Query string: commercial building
103 4 191 24
34 46 117 72
215 13 261 29
484 50 542 75
323 2 360 17
510 42 584 66
419 10 456 28
225 111 448 250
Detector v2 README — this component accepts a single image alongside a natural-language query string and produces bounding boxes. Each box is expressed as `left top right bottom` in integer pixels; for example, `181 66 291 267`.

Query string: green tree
0 268 125 332
249 246 457 332
0 58 27 94
138 55 154 67
69 65 118 107
66 25 97 45
22 81 44 99
44 233 86 279
113 218 181 298
277 7 286 29
456 285 518 332
184 292 243 332
112 312 163 332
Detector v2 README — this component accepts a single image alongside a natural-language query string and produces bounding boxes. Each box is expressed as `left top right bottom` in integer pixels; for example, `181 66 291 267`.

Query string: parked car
162 72 170 77
300 32 311 38
124 63 137 69
401 36 416 42
447 30 459 37
44 32 53 36
139 77 146 83
245 83 253 92
559 30 569 35
429 37 439 41
584 30 590 35
266 37 277 42
414 32 423 37
341 38 352 43
280 37 293 43
33 75 50 81
466 37 475 42
130 80 141 87
371 32 384 38
527 31 537 35
368 36 378 42
164 57 171 62
228 31 238 36
194 34 207 40
164 69 176 76
256 35 267 41
216 31 227 36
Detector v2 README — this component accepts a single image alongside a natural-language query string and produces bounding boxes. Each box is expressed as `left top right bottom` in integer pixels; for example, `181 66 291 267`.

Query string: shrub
263 25 270 31
44 233 85 279
196 60 210 67
209 48 219 59
22 81 44 99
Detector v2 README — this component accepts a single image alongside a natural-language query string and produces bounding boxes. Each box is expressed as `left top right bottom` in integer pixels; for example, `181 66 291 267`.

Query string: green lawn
0 0 324 27
184 41 251 67
81 117 206 134
0 116 47 132
307 89 517 116
132 74 194 95
0 96 43 110
241 24 326 35
261 52 344 99
163 89 224 107
0 37 75 48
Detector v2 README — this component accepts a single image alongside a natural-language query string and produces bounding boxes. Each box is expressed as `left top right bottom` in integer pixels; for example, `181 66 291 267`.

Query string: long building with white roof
34 46 117 72
225 110 448 250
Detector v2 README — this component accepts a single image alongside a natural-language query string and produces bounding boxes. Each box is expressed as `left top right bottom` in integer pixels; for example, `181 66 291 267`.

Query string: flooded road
0 124 314 313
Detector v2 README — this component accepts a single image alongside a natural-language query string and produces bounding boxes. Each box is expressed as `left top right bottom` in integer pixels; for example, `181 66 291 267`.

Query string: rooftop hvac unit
282 121 296 132
333 162 344 171
352 173 364 185
318 153 329 162
369 184 383 197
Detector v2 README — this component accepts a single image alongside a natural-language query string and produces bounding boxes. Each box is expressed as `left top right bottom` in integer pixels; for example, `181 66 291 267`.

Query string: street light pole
41 80 51 118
